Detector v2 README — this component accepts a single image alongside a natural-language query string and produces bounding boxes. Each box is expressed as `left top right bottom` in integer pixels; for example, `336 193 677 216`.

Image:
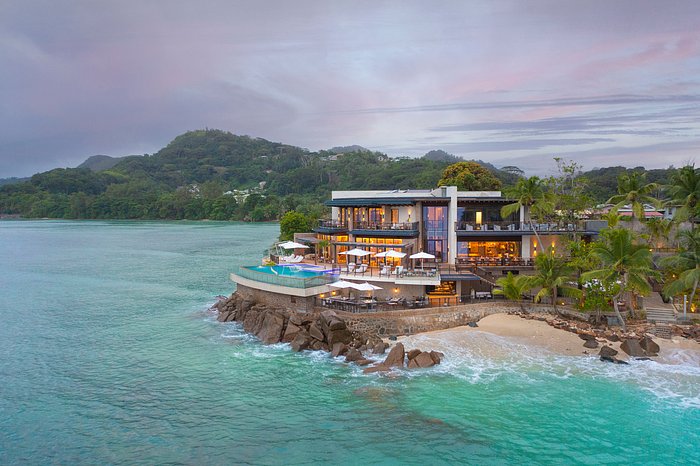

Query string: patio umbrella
329 279 355 298
339 248 373 257
409 251 436 271
353 281 383 300
355 282 382 291
278 241 309 249
339 247 373 266
329 280 355 288
375 249 406 266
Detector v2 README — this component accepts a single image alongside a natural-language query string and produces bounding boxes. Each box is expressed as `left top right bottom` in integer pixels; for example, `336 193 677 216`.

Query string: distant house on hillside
596 204 664 219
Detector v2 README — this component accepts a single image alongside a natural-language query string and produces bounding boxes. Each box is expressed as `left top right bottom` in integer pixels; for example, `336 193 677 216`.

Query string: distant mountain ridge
77 155 127 172
0 128 677 221
328 145 370 154
0 177 29 187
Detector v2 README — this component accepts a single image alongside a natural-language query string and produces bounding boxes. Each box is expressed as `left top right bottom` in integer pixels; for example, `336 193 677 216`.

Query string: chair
393 265 404 277
464 224 474 231
493 224 501 231
347 263 356 274
355 263 368 275
289 255 304 263
379 265 392 276
507 224 516 231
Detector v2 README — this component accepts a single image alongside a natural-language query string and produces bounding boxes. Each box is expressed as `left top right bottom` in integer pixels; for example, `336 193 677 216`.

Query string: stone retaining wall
236 284 317 313
335 302 588 336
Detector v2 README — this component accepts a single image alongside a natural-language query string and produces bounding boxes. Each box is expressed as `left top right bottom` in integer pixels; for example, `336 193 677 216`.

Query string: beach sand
399 313 700 364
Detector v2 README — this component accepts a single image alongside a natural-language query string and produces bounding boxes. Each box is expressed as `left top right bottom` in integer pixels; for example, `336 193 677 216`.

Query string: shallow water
1 220 698 465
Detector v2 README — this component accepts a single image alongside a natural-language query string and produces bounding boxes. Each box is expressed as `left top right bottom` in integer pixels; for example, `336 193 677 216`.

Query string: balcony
315 220 349 234
456 220 587 234
350 221 420 237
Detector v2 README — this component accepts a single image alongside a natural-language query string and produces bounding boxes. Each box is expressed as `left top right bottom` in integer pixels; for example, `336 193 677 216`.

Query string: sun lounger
379 265 392 276
393 265 404 277
355 263 368 275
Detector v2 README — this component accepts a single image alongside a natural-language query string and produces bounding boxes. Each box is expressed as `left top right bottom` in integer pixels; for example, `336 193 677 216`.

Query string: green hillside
0 128 677 221
77 155 126 172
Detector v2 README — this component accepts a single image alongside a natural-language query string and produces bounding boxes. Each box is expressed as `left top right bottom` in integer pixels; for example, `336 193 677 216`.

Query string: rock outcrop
639 336 660 356
215 293 442 375
363 344 443 373
620 339 646 357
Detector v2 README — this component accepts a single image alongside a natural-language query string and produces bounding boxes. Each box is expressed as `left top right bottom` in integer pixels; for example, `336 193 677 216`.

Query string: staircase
473 267 498 287
646 307 677 324
646 308 676 339
651 324 673 339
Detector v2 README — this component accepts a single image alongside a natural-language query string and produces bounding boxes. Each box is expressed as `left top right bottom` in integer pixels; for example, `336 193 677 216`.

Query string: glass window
391 208 399 224
423 206 448 262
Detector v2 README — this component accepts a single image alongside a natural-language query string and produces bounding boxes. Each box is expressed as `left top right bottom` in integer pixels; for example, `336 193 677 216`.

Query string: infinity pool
248 264 331 278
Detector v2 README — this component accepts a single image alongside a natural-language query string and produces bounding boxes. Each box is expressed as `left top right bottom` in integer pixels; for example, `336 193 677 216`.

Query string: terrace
455 220 588 233
315 220 349 234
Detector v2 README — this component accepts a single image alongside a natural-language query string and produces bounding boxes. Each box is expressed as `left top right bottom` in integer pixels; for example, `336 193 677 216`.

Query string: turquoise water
1 220 698 465
249 264 329 278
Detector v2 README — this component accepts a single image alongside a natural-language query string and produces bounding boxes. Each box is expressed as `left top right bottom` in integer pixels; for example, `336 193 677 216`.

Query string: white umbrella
353 282 383 302
329 279 355 299
409 251 435 259
354 282 383 291
409 251 435 271
278 241 309 249
339 248 373 257
376 250 406 258
329 280 355 288
339 247 373 267
375 249 406 267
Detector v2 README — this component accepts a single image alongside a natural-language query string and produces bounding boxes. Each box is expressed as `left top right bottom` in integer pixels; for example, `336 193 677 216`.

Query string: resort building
231 186 598 313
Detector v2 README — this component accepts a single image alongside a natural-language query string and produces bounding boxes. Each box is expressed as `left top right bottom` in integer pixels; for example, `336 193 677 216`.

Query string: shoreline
399 313 700 365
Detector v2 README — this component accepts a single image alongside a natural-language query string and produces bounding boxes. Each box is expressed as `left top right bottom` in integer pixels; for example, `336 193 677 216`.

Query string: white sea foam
400 329 700 409
209 310 700 408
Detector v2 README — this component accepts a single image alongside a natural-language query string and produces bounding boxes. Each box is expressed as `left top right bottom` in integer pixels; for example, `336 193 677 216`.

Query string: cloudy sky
2 0 700 177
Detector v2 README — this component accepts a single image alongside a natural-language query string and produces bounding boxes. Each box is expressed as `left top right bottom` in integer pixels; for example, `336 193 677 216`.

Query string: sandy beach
399 313 700 365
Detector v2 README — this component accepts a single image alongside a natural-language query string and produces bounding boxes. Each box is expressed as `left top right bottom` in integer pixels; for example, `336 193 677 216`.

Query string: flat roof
331 187 503 201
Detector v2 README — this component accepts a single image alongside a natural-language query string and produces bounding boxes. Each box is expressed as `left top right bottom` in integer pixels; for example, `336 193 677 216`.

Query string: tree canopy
437 162 502 191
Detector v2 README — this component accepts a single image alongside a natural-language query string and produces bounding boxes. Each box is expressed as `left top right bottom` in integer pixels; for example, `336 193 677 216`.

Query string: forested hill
0 129 460 220
0 128 676 221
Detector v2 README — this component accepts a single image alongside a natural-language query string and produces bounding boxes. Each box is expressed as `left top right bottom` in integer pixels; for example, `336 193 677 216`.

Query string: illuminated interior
457 240 519 257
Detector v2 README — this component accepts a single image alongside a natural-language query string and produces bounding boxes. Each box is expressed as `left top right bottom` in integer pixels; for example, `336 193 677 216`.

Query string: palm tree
528 247 581 310
601 209 622 228
607 172 660 227
581 229 654 330
501 176 552 246
494 272 532 310
566 239 597 309
644 217 673 250
666 164 700 225
662 229 700 308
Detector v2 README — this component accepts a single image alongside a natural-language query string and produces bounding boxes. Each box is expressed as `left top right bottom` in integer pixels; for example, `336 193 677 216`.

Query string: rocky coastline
506 310 685 364
215 293 443 372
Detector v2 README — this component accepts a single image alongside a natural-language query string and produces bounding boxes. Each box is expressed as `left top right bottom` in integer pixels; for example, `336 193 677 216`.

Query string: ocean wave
397 330 700 406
